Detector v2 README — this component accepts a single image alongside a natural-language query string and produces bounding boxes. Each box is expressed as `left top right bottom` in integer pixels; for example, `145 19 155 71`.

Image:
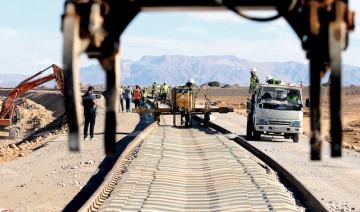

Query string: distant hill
79 55 360 86
1 55 359 87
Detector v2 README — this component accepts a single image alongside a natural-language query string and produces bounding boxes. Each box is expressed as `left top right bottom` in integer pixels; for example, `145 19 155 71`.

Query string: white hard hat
266 75 273 81
164 81 167 84
250 67 257 73
188 78 194 84
155 81 157 83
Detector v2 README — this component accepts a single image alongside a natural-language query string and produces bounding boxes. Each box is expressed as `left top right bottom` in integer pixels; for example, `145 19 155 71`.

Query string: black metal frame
61 0 354 159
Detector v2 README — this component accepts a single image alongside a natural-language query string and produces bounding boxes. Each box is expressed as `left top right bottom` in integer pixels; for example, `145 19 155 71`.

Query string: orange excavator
0 64 64 139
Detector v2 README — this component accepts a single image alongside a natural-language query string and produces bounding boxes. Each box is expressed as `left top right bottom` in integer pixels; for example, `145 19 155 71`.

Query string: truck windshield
260 87 302 110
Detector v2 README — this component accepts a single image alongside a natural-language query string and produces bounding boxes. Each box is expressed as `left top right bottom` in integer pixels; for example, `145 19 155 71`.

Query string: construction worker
160 81 168 104
119 86 124 113
249 67 260 94
286 90 299 102
184 78 194 87
152 81 157 98
266 75 286 85
142 87 147 105
125 86 133 112
82 86 97 140
133 85 142 109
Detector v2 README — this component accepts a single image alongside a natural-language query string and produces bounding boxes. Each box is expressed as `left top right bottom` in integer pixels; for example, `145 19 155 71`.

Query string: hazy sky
0 0 359 75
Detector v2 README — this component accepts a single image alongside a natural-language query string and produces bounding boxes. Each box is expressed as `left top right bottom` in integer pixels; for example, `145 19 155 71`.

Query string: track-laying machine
0 64 64 139
133 86 233 127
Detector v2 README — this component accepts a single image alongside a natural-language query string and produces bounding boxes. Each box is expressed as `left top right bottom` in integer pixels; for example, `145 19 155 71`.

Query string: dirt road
211 112 360 212
0 98 145 212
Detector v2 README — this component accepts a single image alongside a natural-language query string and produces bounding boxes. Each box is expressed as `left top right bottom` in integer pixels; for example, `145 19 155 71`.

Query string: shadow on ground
62 114 150 212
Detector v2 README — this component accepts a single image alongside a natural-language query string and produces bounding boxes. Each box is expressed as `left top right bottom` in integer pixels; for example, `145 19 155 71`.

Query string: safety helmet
250 67 257 74
266 75 273 82
155 81 157 84
164 81 167 84
188 78 194 84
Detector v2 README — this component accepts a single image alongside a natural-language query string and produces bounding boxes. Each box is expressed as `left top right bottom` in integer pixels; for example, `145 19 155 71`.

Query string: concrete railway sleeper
78 115 331 212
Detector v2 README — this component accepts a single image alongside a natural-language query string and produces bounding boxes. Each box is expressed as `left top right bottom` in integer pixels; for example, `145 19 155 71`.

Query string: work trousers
142 97 146 105
84 112 96 138
120 97 124 112
134 99 140 109
126 98 131 112
161 93 167 103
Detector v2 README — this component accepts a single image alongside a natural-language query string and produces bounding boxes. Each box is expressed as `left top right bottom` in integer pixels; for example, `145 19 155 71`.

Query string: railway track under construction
79 114 327 212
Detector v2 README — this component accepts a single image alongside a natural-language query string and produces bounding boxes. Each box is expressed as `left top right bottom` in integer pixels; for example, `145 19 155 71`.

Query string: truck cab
246 84 303 142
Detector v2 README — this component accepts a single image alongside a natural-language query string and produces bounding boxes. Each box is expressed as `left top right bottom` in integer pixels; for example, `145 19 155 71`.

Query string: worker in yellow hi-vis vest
142 87 147 105
160 81 168 104
151 81 157 98
249 67 260 94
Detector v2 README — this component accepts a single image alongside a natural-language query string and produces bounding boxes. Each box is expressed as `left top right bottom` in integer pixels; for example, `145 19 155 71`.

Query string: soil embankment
0 89 67 162
0 89 65 117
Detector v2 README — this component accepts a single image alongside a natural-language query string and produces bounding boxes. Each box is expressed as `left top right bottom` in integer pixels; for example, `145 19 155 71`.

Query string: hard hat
266 75 273 81
155 81 157 83
250 67 257 74
164 81 167 84
188 78 194 84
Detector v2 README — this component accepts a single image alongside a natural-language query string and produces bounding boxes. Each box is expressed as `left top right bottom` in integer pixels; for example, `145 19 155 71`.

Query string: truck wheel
253 129 261 140
293 133 300 143
246 115 253 139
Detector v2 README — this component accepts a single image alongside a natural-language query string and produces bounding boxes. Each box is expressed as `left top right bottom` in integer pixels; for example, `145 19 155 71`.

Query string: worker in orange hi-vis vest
133 85 142 109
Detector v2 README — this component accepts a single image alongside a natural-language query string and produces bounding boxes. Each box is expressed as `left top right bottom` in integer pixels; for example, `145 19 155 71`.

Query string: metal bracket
61 0 354 159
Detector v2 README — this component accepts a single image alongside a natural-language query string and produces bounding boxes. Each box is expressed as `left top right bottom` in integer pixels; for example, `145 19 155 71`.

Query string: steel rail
193 115 328 212
78 121 159 212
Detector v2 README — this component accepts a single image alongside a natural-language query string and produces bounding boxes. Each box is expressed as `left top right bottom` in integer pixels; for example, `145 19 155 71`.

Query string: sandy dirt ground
0 97 67 163
0 98 144 212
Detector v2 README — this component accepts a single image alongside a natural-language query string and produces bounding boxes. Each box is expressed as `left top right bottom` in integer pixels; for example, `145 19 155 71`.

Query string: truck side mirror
305 99 310 107
247 101 252 110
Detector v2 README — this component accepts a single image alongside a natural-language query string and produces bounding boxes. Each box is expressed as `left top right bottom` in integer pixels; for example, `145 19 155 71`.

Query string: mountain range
1 55 359 87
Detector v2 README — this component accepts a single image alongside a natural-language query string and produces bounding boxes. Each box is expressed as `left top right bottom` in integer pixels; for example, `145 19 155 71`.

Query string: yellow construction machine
133 86 233 127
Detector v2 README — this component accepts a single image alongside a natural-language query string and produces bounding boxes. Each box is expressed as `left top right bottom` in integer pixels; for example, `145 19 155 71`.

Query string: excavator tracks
93 116 298 212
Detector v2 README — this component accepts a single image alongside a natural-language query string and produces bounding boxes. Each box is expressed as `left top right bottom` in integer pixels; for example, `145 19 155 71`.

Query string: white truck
246 84 304 142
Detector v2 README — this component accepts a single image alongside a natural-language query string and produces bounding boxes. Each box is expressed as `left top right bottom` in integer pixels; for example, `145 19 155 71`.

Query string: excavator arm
0 64 64 125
